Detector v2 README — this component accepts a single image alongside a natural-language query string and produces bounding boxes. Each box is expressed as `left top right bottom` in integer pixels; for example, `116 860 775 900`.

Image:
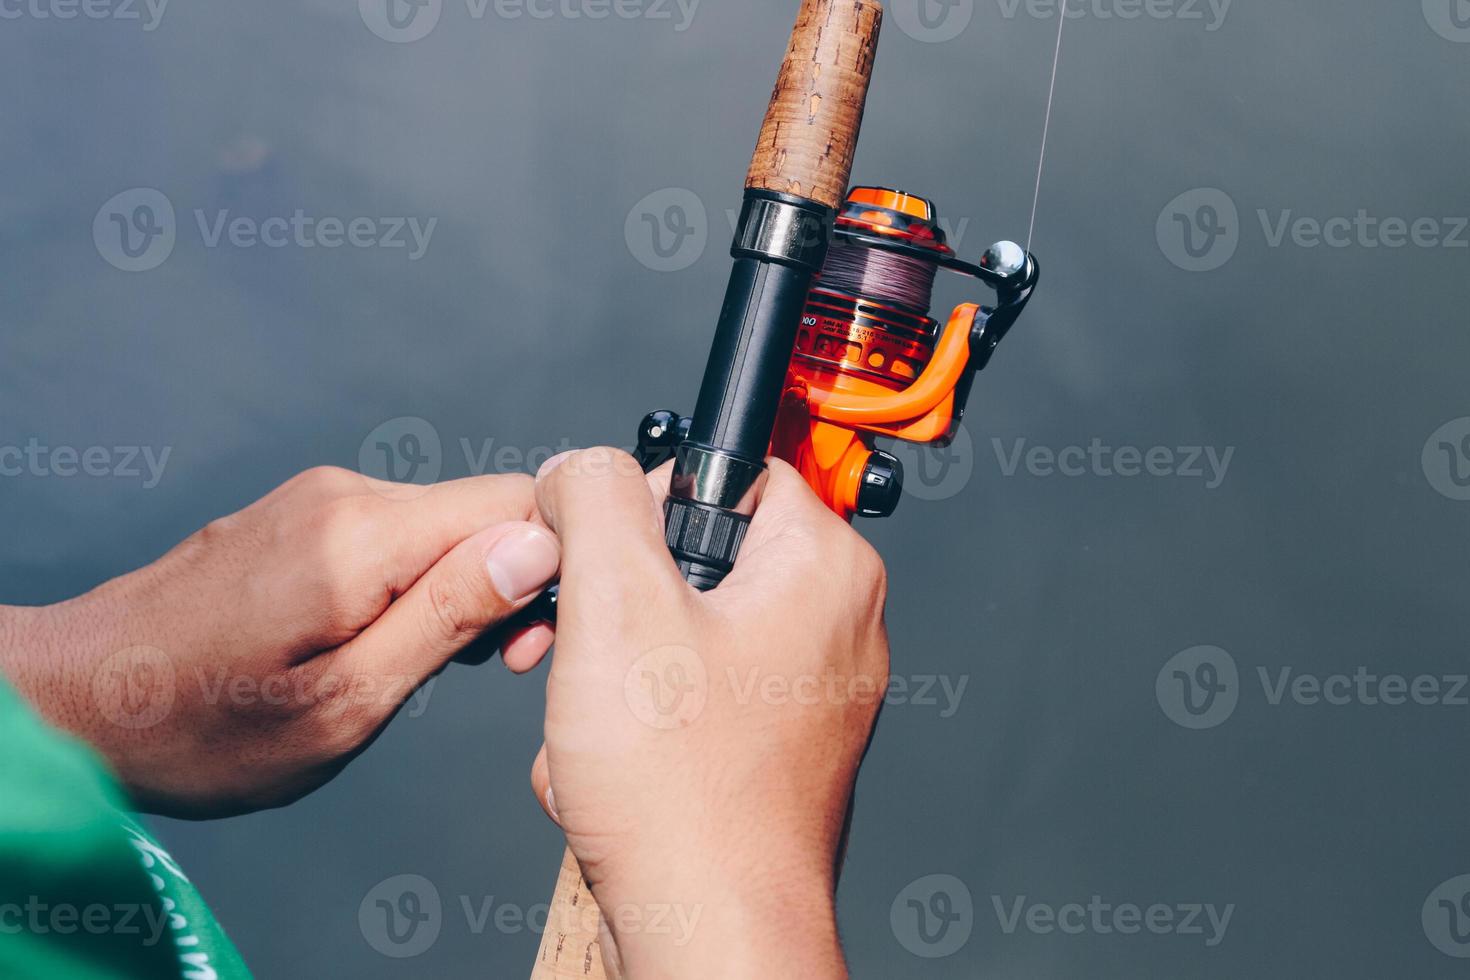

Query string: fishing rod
530 1 1049 975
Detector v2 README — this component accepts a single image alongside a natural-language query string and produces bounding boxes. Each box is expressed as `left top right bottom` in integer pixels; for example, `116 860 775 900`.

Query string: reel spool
636 185 1038 524
771 186 1039 521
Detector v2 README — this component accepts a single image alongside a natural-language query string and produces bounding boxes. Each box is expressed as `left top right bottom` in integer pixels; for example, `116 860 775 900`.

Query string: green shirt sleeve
0 678 252 980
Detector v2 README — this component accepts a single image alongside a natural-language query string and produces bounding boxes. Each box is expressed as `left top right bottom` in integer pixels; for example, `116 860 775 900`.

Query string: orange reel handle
775 303 980 518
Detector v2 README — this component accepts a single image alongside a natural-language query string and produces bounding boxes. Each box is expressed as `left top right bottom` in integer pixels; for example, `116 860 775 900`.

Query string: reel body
771 187 1039 521
636 185 1038 524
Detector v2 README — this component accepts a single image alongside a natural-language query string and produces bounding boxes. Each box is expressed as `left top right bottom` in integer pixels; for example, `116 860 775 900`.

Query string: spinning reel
637 185 1039 522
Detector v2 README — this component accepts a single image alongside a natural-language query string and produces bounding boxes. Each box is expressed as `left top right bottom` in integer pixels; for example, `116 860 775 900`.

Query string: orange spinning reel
636 185 1039 523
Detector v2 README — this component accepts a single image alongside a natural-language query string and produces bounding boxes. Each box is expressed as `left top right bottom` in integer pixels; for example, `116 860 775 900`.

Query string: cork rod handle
531 848 607 980
746 0 884 210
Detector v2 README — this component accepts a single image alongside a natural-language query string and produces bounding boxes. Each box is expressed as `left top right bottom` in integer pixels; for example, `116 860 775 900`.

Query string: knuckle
492 472 537 515
565 446 640 482
293 465 358 497
423 570 486 645
845 535 888 596
317 495 383 555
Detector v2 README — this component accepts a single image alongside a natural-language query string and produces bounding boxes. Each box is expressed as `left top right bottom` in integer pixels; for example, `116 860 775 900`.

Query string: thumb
534 447 685 613
339 521 560 682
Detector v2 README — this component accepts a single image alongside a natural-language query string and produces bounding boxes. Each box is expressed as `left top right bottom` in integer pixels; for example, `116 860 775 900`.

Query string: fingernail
546 786 559 822
535 450 575 482
486 528 560 603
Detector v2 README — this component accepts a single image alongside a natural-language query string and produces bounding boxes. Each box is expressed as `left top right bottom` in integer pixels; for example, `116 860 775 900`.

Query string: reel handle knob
855 449 904 519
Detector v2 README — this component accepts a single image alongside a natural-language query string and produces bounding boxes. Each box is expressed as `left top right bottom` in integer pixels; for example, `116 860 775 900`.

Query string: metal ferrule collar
669 444 768 517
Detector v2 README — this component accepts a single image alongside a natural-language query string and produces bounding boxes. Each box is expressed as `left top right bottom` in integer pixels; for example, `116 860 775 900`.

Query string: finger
530 744 559 826
502 622 555 674
534 448 683 601
375 474 539 596
338 521 560 682
719 457 853 591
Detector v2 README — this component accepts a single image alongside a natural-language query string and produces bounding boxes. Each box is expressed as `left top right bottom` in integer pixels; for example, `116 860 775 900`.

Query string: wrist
0 601 66 707
596 858 844 980
0 589 121 752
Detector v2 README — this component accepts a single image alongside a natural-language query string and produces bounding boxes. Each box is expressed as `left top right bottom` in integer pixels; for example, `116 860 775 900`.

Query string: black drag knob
856 450 904 519
636 411 689 471
663 497 751 591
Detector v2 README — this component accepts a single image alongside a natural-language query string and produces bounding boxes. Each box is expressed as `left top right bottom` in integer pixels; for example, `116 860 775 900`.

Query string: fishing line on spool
817 240 939 314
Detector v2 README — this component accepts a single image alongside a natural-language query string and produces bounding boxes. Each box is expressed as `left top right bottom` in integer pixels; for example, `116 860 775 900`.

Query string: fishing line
1027 0 1070 253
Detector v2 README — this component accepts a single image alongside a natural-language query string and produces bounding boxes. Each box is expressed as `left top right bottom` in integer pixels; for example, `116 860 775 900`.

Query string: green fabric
0 677 251 980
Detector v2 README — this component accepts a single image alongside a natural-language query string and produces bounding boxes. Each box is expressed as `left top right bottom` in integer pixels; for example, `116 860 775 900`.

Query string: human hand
1 466 561 819
528 448 890 980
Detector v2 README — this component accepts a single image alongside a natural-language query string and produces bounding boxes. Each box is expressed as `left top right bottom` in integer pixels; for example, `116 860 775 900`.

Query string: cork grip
746 0 883 210
531 848 608 980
